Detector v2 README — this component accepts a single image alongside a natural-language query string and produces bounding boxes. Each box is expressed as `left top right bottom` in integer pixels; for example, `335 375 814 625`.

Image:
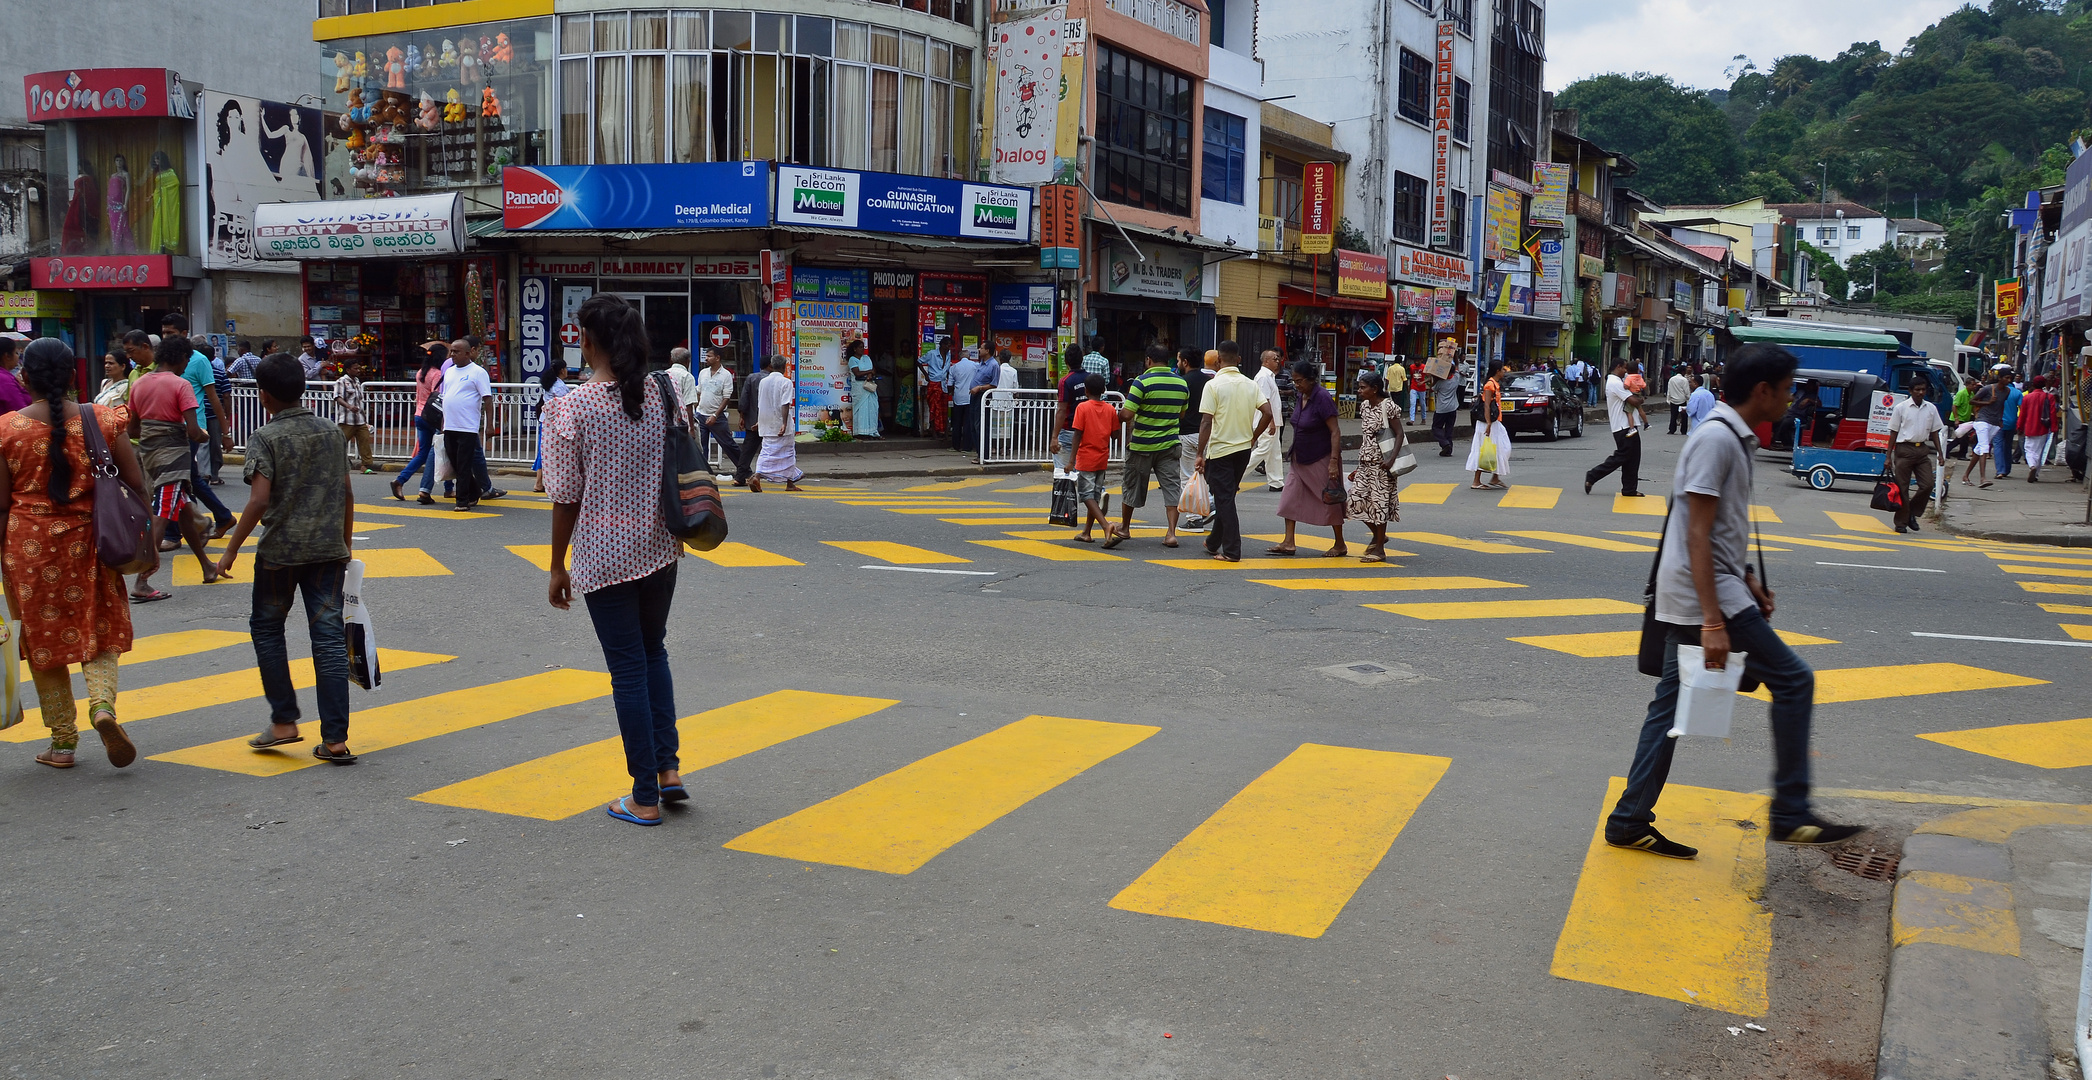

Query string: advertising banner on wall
1301 161 1336 255
502 162 768 230
1053 19 1087 183
23 68 189 123
776 165 1033 242
1486 185 1521 261
31 255 176 290
988 8 1068 185
1532 237 1565 319
254 193 462 259
1528 163 1570 228
1392 243 1474 291
1336 249 1389 300
1429 20 1456 247
519 275 551 381
1433 287 1458 332
1039 183 1080 267
990 283 1057 330
793 300 869 425
198 91 325 272
1100 243 1202 302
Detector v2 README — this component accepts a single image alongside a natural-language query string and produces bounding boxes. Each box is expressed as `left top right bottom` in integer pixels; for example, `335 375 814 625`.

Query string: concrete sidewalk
1939 461 2092 546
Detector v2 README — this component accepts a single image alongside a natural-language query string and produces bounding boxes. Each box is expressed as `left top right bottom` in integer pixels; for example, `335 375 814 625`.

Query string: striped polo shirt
1124 365 1190 453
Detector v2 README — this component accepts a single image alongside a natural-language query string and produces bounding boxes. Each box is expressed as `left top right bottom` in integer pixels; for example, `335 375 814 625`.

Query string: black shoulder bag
1637 418 1768 680
650 372 728 551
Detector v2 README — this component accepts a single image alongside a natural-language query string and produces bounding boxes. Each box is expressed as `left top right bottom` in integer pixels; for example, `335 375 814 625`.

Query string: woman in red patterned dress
0 339 150 768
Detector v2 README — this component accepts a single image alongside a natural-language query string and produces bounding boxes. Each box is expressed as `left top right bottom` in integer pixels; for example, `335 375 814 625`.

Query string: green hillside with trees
1556 0 2092 320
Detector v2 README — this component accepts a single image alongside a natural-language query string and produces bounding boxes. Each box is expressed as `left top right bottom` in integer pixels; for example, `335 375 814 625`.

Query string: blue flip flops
659 784 689 804
607 796 662 826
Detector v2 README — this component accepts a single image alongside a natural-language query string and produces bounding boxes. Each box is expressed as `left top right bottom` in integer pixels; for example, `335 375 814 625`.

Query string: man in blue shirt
948 349 980 452
1684 374 1717 430
161 313 235 531
1995 372 2024 479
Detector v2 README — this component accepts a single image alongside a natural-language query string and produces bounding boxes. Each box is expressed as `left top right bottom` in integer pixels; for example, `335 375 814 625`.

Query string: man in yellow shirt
1194 340 1274 562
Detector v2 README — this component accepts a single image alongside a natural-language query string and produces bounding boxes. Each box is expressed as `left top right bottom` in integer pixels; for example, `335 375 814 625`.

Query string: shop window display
44 119 192 256
319 16 551 196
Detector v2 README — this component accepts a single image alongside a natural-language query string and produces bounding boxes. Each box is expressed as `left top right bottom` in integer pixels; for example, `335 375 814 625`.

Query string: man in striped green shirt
1107 343 1190 549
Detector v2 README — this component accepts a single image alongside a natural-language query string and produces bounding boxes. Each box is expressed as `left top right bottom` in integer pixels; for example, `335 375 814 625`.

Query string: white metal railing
977 388 1127 465
228 380 732 470
2078 870 2092 1080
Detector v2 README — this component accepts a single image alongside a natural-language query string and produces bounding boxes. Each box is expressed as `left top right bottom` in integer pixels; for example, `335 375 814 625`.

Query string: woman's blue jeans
397 417 435 492
583 561 679 807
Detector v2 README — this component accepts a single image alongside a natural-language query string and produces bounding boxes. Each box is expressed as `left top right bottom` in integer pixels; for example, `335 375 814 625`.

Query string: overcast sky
1545 0 1974 91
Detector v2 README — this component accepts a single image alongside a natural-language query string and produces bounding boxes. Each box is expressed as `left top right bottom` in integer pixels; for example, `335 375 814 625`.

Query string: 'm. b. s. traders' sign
775 165 1032 242
502 162 769 230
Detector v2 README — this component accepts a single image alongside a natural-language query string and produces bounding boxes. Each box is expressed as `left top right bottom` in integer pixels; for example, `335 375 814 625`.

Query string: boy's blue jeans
251 559 351 746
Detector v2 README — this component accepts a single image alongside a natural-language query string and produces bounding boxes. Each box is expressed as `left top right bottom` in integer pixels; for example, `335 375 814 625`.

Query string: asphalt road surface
5 429 2089 1080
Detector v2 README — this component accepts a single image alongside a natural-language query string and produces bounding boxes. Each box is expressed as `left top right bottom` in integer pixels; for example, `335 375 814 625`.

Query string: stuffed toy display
480 86 500 119
385 47 405 90
442 88 466 123
417 90 441 131
333 52 352 93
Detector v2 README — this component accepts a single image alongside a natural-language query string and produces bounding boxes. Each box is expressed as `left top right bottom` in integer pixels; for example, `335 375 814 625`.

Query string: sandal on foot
390 479 405 501
1161 537 1180 548
248 730 305 749
35 748 75 769
1100 529 1127 550
1322 547 1349 558
130 590 172 604
1264 546 1297 556
659 784 690 804
1359 551 1387 564
1071 534 1096 544
91 712 135 769
311 744 358 765
607 795 662 826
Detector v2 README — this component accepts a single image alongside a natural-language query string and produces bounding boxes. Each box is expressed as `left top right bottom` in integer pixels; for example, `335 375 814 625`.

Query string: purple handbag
76 403 155 575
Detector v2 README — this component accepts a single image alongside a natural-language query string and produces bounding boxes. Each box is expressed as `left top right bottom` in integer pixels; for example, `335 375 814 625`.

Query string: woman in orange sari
0 338 149 768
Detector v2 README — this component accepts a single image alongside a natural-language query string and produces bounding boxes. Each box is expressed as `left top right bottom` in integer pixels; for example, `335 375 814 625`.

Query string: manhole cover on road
1347 663 1388 674
1456 699 1537 717
1830 847 1900 881
1316 661 1429 687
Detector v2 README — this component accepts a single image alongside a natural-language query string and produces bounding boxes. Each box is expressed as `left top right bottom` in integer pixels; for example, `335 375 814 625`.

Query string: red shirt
2020 388 2056 437
130 371 198 423
1070 398 1118 472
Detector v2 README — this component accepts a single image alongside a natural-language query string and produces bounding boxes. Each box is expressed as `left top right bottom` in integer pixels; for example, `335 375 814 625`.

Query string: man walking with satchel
1606 344 1865 859
1886 376 1945 533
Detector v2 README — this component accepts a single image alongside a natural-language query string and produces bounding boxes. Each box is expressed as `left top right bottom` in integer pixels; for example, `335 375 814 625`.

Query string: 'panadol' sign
774 166 1030 243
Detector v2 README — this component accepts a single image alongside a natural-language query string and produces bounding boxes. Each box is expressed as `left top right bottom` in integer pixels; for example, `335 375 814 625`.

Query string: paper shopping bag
343 559 381 691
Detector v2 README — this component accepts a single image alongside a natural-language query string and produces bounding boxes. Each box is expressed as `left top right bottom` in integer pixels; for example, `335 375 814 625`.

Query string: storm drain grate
1830 848 1900 881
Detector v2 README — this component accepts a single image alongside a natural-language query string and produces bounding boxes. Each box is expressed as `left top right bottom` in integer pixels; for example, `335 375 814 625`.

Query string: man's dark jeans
1432 410 1457 455
698 413 745 473
1202 449 1253 561
583 562 680 808
1607 607 1816 837
1668 402 1687 434
250 559 351 747
734 431 763 484
444 431 484 506
1586 428 1643 495
190 444 232 527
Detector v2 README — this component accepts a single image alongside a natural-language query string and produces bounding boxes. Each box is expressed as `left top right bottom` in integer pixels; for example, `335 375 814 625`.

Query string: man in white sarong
751 356 804 492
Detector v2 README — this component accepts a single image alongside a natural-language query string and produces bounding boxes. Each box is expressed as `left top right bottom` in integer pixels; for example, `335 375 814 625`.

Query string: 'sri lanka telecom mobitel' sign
774 166 1033 242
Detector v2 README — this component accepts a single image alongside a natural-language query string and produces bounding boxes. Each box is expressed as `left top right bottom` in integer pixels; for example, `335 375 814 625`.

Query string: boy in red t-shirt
1069 373 1119 543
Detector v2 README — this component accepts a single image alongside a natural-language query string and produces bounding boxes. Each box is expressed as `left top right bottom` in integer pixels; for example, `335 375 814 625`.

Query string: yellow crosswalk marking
1367 597 1642 620
687 543 803 567
1509 629 1840 657
881 506 1023 515
410 690 898 820
940 517 1060 526
2 649 455 743
1611 495 1667 516
1551 777 1771 1016
17 628 249 682
152 669 613 777
724 714 1157 874
995 484 1055 493
1998 563 2092 579
1401 482 1456 505
1820 532 1983 552
1920 716 2092 769
1497 485 1561 509
1987 551 2092 567
1748 663 2046 704
1151 558 1409 571
1756 533 1895 552
507 544 554 570
1005 527 1166 541
1493 530 1655 552
354 502 498 520
903 477 1005 492
2064 624 2092 641
2040 603 2092 616
175 548 451 587
2023 581 2092 596
1608 529 1791 552
1824 510 1894 533
838 500 996 507
823 541 970 564
1108 744 1450 938
1253 576 1524 592
1749 505 1782 523
969 539 1128 562
1388 531 1547 554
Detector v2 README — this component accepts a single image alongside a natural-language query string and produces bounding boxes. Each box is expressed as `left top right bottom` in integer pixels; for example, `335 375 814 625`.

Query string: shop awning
1727 324 1899 350
1107 221 1248 257
1278 284 1390 313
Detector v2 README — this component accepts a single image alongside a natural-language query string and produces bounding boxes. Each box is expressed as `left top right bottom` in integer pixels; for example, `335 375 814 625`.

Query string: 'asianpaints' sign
24 68 188 123
502 162 769 230
253 193 462 258
1336 249 1389 301
774 166 1032 242
32 255 176 290
1391 243 1473 291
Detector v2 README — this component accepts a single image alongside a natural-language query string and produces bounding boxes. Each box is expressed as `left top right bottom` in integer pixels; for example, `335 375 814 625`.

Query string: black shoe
1584 479 1595 494
1906 520 1920 532
416 493 435 505
1771 819 1866 846
483 489 508 500
1605 828 1698 859
1438 450 1453 457
1623 491 1646 497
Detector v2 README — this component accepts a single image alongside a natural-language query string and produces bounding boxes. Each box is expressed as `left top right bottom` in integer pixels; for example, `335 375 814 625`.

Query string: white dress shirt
757 369 794 437
696 365 734 418
1888 397 1945 449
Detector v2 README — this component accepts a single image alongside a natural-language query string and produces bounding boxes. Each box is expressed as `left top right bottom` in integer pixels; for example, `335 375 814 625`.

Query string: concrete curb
1876 836 2050 1080
1938 514 2092 548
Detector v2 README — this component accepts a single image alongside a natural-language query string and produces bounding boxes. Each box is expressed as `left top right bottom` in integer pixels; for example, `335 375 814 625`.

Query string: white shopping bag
343 559 381 690
1669 644 1747 739
433 433 454 483
0 619 21 730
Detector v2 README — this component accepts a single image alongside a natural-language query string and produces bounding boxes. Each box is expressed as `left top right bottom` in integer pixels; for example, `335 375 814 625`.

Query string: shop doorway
612 291 691 369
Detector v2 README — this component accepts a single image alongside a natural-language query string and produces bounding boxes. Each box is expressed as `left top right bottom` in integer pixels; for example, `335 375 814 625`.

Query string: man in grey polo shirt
1605 344 1866 859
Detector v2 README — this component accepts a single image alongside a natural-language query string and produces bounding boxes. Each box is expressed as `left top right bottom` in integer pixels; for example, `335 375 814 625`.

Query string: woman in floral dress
0 339 148 768
1346 367 1401 563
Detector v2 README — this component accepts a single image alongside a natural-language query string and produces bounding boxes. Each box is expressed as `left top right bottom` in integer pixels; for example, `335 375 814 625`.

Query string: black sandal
248 730 304 749
311 744 358 765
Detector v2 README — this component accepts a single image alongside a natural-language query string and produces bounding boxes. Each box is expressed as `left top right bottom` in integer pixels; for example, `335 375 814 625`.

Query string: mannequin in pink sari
105 155 135 254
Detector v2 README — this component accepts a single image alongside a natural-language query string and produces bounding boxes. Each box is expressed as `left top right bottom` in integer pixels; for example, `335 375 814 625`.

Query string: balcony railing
1103 0 1201 45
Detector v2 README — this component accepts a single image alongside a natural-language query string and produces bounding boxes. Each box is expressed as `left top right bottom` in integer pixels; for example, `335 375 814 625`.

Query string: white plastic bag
1669 644 1747 739
0 619 22 730
1179 469 1213 518
433 432 454 484
343 559 381 690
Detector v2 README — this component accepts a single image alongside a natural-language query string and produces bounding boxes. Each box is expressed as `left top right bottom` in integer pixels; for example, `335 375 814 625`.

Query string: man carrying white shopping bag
1605 345 1866 859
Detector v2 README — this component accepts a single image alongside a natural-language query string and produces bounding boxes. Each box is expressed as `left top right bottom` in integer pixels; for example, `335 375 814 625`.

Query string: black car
1473 371 1585 439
